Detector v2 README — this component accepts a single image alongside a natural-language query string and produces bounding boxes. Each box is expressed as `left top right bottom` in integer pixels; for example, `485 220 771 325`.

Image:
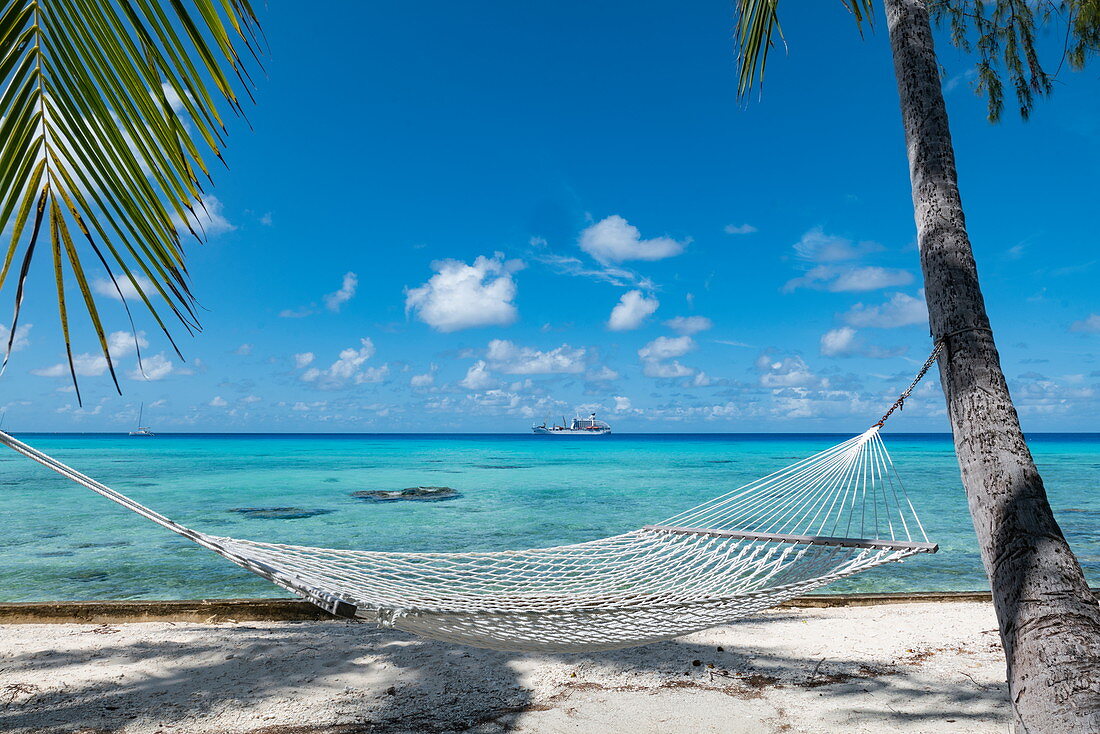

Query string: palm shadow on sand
0 609 1008 734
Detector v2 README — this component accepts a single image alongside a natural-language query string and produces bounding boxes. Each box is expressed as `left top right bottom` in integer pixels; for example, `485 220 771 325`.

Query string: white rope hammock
0 423 936 652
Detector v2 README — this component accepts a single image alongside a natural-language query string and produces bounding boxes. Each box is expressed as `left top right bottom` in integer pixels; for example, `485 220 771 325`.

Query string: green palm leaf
734 0 875 99
0 0 260 400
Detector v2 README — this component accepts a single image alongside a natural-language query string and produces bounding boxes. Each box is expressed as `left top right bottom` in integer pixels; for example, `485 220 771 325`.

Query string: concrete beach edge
2 589 1098 624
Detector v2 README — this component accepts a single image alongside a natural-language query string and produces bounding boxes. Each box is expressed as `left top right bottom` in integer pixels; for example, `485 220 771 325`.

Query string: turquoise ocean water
1 432 1097 602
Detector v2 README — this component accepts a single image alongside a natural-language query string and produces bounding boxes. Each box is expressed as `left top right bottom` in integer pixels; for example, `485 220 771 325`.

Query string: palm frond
0 0 261 400
734 0 875 100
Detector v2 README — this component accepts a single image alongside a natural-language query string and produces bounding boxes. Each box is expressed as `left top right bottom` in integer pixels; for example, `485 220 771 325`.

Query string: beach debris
351 486 460 503
2 683 38 704
229 507 335 520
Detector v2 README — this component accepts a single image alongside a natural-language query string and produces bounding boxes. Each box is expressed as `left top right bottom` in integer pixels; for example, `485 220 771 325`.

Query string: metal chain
874 340 945 428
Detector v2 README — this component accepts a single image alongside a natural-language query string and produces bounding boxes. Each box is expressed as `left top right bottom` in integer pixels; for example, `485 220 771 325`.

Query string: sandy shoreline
0 601 1010 733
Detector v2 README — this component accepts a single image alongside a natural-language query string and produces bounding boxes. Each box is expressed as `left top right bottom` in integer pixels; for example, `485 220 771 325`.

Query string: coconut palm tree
0 0 260 403
736 1 1099 729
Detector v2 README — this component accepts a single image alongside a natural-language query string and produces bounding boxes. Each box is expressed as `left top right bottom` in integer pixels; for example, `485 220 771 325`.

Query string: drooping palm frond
734 0 875 99
0 0 261 402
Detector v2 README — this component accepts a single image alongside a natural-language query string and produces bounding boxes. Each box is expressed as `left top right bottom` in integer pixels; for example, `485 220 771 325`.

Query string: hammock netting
0 425 935 652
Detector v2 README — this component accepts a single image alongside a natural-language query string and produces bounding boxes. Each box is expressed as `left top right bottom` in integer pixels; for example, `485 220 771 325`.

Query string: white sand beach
0 600 1010 733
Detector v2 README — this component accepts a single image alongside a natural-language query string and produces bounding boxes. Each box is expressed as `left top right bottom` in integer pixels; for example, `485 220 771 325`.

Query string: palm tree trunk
882 0 1100 729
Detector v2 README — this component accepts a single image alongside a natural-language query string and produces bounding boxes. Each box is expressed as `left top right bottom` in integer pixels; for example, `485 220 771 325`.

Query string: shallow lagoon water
1 432 1097 602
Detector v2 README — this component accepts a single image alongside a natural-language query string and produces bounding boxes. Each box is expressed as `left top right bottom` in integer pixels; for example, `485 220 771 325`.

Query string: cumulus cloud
843 291 928 328
1070 314 1100 333
459 360 497 390
643 360 695 378
32 330 150 378
323 272 358 312
32 354 110 378
784 265 913 293
665 315 712 335
579 215 686 265
298 338 388 388
638 336 697 379
92 273 157 301
638 335 694 361
793 227 883 263
405 254 523 332
756 353 823 389
607 290 659 331
209 396 228 407
486 339 586 374
0 323 31 352
613 396 632 412
723 223 757 235
234 343 253 356
784 228 910 294
173 194 235 237
820 327 858 357
293 352 315 368
586 366 620 382
410 372 435 388
129 352 174 381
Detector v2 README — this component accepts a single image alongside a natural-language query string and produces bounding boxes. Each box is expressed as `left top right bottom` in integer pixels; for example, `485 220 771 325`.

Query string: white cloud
241 395 262 404
298 338 387 388
638 336 697 379
209 396 228 407
820 327 858 357
405 254 523 332
486 339 586 374
32 354 107 378
643 360 695 378
173 194 235 237
792 227 882 263
323 272 358 312
32 331 149 378
613 396 632 412
724 223 757 235
665 315 712 335
579 215 686 264
129 352 174 381
756 353 823 389
843 292 928 328
784 265 913 293
538 252 653 289
93 273 156 301
160 82 188 114
1070 314 1100 333
638 335 694 361
260 212 273 226
234 343 253 356
410 372 435 388
607 290 659 331
460 360 497 390
108 330 148 358
944 68 978 93
587 366 620 382
0 323 31 352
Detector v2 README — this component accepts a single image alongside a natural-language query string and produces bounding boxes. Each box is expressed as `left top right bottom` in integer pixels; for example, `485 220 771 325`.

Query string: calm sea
1 432 1097 602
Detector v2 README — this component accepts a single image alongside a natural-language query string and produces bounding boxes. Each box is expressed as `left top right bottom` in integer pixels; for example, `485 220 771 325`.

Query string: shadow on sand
0 612 1008 733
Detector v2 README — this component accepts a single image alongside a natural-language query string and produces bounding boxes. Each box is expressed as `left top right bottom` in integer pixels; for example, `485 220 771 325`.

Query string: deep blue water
1 432 1097 602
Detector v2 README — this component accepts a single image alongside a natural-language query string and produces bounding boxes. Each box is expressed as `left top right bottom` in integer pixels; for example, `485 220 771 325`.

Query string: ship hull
531 427 610 435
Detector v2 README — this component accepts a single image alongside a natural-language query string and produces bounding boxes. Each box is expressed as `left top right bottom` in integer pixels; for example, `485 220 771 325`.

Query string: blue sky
2 2 1098 433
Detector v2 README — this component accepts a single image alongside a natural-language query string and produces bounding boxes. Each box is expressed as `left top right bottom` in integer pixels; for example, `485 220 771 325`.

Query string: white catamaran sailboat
128 403 155 437
532 413 611 436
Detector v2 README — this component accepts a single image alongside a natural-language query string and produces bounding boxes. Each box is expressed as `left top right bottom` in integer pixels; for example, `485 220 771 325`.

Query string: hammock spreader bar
643 525 939 553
